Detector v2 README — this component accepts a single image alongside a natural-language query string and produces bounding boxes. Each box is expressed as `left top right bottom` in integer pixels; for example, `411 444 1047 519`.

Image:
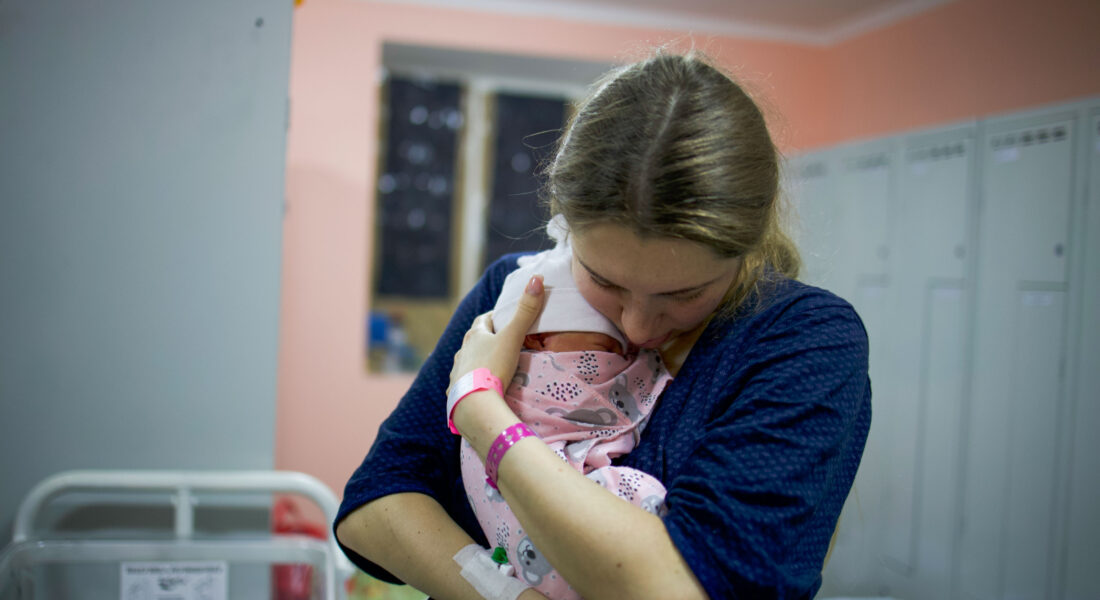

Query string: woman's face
570 223 742 350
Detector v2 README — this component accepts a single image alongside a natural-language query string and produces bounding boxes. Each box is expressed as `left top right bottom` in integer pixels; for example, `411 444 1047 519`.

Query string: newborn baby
459 216 673 600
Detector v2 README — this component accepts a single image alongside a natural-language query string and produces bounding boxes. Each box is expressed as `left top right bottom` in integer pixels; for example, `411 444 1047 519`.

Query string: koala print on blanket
516 536 554 586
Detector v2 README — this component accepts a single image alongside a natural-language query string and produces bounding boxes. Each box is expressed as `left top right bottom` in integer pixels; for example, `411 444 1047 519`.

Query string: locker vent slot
990 125 1067 150
907 142 966 164
799 161 828 179
845 154 890 171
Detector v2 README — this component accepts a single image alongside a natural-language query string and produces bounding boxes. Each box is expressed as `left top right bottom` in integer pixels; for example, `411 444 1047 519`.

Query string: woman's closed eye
591 270 705 302
589 273 620 290
669 288 705 302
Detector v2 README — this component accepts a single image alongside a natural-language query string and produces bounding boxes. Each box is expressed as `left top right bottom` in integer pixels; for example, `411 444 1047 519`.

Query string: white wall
0 0 293 537
790 97 1100 599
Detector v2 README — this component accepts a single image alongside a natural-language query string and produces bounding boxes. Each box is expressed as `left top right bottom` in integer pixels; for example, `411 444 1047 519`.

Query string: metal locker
841 142 898 535
1061 107 1100 600
914 284 969 597
879 126 975 599
834 142 896 296
790 151 876 595
815 140 899 597
801 100 1097 600
787 152 839 289
959 111 1077 600
829 143 897 400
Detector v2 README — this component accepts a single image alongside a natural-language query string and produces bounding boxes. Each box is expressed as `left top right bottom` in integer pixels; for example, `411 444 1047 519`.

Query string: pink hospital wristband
485 423 537 490
446 368 504 434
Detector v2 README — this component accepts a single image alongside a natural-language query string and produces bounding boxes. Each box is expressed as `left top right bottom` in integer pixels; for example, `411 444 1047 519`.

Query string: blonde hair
546 50 800 314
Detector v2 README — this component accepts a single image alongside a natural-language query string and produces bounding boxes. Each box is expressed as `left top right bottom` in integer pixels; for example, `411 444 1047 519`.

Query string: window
374 77 462 300
366 44 610 373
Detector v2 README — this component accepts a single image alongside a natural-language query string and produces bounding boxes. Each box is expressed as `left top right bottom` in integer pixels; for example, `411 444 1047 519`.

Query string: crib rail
2 470 354 599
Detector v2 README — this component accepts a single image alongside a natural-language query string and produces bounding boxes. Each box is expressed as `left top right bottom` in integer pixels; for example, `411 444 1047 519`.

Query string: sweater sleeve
333 254 522 582
661 292 872 599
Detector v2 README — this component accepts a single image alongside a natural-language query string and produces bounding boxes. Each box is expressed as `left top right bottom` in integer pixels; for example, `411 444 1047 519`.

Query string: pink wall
821 0 1100 147
276 0 1100 498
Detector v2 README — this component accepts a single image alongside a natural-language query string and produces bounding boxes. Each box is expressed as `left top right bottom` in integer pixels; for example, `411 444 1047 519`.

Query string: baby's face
523 332 623 355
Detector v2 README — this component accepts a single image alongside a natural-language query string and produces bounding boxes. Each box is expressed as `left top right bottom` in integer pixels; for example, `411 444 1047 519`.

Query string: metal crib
0 470 355 599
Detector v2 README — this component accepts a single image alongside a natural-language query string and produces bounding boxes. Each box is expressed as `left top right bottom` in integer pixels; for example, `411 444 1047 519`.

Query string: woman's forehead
570 224 735 292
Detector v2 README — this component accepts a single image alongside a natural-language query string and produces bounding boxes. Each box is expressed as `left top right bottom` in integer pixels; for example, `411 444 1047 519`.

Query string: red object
272 497 329 600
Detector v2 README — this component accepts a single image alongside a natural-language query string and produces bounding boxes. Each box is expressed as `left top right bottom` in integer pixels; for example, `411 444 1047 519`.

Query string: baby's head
523 331 623 355
493 216 627 353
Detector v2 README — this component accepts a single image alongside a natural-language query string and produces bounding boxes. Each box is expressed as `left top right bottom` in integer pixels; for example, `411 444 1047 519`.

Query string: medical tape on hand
454 544 529 600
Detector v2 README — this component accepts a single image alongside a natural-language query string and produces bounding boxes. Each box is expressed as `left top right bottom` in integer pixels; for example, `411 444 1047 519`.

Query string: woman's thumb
504 275 545 340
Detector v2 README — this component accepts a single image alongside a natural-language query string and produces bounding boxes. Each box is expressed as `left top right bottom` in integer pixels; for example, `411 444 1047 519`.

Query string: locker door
881 129 975 600
960 113 1076 600
1061 109 1100 600
787 153 836 286
834 145 895 296
788 153 838 289
832 144 896 385
916 285 969 596
819 141 898 595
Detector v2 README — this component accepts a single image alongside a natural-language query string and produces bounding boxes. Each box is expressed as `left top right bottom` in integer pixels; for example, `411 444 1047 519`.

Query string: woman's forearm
335 492 515 600
502 441 707 600
454 393 709 600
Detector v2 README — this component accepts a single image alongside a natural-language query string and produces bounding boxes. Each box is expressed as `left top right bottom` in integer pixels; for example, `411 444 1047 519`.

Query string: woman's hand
449 275 545 390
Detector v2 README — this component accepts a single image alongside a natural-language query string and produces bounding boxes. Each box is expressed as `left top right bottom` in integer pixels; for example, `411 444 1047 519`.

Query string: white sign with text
120 562 228 600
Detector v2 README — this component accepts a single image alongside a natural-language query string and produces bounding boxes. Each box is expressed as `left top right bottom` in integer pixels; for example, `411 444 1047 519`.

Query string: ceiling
371 0 956 45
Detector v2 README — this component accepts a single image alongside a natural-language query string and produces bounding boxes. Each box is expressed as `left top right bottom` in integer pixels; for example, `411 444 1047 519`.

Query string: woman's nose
619 300 663 346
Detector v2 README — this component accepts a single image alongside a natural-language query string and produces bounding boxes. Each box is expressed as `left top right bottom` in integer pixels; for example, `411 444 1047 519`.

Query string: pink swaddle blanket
460 347 673 600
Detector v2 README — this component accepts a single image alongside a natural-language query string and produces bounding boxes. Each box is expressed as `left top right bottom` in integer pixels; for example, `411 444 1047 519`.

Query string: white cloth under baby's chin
491 215 627 351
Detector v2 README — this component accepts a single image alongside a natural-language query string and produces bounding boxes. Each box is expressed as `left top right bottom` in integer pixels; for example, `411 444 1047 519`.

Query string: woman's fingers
499 275 545 345
475 312 495 333
450 275 545 389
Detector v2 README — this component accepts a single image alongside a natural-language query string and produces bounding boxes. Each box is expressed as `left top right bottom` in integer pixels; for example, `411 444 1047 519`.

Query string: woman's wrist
447 368 504 434
451 389 522 459
484 423 537 489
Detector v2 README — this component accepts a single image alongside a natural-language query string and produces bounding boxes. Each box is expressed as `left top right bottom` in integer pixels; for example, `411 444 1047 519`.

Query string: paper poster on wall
120 562 228 600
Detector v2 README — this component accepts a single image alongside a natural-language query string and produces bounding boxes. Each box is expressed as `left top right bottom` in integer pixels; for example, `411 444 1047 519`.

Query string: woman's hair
546 50 800 313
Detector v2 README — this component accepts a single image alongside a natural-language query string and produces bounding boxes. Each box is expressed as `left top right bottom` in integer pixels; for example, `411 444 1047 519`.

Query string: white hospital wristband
446 368 504 434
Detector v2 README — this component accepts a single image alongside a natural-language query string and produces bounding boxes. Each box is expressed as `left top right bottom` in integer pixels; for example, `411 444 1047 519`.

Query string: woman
458 213 674 599
335 50 871 600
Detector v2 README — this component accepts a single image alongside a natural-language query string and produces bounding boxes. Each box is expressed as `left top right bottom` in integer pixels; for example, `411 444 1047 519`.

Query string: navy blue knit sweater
336 253 871 599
